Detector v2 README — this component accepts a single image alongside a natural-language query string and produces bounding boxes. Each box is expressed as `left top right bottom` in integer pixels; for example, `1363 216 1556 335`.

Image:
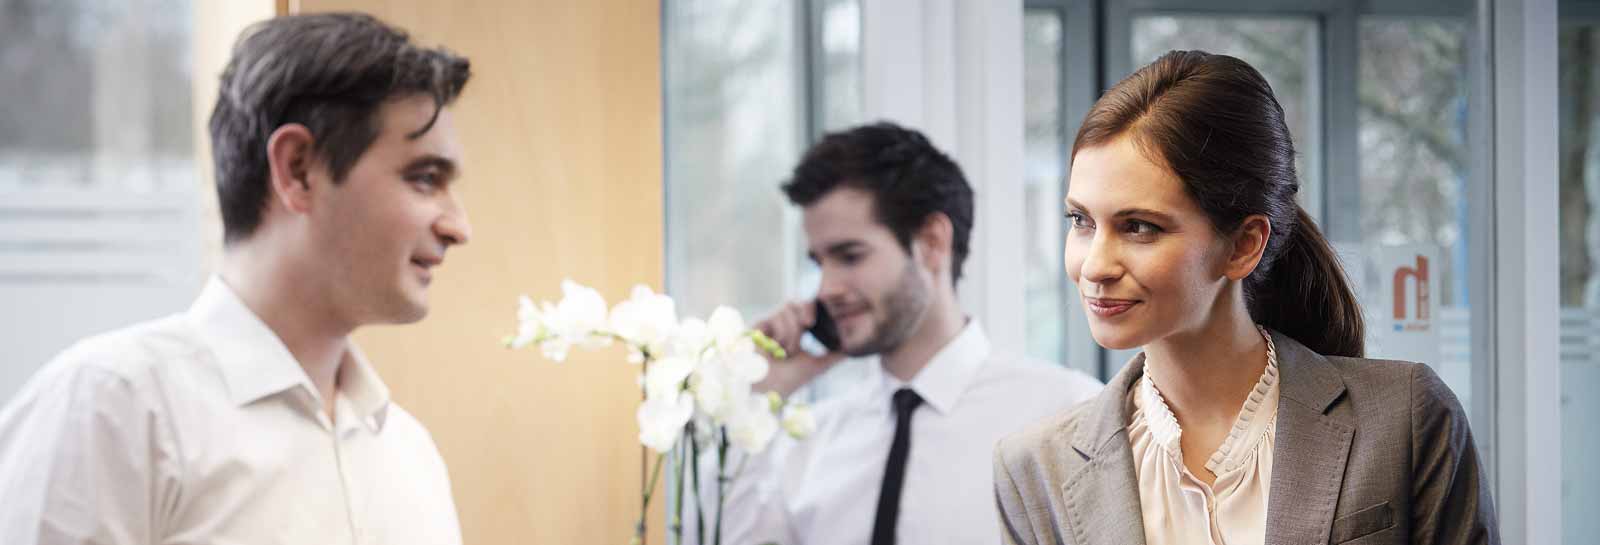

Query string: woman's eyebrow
1065 198 1176 223
1113 208 1176 223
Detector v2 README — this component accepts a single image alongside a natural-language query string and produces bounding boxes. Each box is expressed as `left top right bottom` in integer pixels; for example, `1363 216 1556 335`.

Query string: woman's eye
1065 212 1092 229
1124 220 1162 236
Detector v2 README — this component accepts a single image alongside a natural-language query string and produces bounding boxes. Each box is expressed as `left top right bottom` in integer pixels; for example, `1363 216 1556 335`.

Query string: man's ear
1223 214 1272 281
914 212 955 276
265 124 317 215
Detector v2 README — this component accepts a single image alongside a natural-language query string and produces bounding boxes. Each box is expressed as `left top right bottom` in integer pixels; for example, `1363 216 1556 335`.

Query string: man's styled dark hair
783 121 975 285
209 12 472 243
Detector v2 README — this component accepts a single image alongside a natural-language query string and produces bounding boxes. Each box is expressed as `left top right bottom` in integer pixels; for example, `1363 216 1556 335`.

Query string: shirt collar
869 319 991 416
188 276 391 432
338 343 392 432
1134 324 1281 474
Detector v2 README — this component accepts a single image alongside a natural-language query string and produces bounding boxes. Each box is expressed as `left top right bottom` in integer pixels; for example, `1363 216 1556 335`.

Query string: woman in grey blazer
993 50 1497 545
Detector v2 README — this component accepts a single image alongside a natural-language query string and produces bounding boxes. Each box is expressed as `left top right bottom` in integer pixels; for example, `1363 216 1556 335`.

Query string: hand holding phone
807 299 842 352
752 299 847 397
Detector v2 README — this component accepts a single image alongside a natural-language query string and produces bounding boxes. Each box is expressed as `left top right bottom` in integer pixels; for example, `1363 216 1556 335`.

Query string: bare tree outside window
1358 21 1469 305
1559 20 1600 545
1561 25 1598 307
1132 16 1321 213
0 0 199 402
0 0 193 191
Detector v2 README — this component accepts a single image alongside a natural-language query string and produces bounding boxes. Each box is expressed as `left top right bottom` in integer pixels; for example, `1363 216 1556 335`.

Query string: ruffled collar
1135 325 1280 475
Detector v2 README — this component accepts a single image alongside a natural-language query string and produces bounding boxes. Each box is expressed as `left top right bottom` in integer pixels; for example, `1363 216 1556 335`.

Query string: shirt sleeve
0 358 180 545
681 436 798 545
1408 362 1499 545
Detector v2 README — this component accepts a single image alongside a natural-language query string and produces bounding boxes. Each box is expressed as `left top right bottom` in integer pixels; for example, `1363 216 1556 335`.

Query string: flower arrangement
507 280 814 544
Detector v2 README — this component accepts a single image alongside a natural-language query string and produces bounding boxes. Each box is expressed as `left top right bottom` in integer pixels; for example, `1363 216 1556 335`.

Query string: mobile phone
806 300 842 352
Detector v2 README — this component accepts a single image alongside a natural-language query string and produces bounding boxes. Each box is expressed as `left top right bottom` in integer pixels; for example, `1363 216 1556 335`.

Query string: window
1356 18 1480 415
1559 7 1600 543
664 0 865 398
812 0 862 135
1023 10 1069 365
663 0 809 322
1131 15 1323 219
0 0 200 402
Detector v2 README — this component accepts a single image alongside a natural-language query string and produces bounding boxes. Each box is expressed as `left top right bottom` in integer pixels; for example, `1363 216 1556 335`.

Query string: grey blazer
993 331 1498 545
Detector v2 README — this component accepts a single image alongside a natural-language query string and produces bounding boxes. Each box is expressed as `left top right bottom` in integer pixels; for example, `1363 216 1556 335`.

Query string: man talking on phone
694 122 1102 545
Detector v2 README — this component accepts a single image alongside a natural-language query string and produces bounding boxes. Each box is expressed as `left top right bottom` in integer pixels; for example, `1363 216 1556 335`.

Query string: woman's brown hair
1073 50 1365 357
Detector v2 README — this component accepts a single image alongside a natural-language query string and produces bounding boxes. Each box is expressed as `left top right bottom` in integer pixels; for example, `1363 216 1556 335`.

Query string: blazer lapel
1264 332 1355 545
1061 355 1147 545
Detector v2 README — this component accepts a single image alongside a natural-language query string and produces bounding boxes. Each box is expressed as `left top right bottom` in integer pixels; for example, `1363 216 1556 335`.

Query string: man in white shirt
0 13 472 544
695 122 1103 545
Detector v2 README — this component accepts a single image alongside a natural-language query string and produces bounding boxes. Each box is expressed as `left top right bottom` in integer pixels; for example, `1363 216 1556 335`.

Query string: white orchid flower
556 279 612 349
725 395 780 454
609 285 677 361
688 367 723 417
721 349 770 385
667 317 712 360
689 361 752 423
539 336 573 362
510 282 810 461
507 280 827 545
689 337 771 422
781 402 817 439
706 306 753 355
637 392 694 454
509 295 544 349
533 301 577 361
643 356 694 401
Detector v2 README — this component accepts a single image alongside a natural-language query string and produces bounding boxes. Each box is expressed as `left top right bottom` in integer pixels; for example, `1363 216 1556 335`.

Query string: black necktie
871 388 924 545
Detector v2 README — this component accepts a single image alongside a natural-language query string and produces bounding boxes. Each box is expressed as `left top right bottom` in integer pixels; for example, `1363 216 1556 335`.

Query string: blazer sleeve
993 437 1039 545
1409 362 1499 545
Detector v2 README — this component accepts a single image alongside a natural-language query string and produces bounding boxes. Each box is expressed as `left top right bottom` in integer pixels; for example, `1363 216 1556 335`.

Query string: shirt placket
332 397 369 545
1176 462 1225 545
299 387 360 545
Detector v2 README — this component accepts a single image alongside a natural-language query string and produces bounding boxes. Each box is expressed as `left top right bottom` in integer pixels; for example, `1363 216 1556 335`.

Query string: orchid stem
672 436 686 543
715 430 729 545
635 452 666 544
690 423 705 543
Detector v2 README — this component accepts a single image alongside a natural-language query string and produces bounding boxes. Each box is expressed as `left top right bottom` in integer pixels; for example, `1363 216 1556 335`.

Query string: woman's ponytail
1247 206 1365 357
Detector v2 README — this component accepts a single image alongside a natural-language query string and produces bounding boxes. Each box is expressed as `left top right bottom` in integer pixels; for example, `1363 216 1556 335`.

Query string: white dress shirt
1127 326 1280 545
693 321 1102 545
0 277 462 545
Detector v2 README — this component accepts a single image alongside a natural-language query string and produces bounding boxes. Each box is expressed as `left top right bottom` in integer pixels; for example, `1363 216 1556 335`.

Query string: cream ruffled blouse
1127 326 1280 545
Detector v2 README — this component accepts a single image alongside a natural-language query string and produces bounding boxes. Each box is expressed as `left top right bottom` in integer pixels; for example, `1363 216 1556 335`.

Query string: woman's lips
1084 297 1140 318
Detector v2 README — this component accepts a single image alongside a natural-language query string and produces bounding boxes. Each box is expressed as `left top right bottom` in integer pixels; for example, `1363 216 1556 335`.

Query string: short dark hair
209 12 471 242
783 121 974 285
